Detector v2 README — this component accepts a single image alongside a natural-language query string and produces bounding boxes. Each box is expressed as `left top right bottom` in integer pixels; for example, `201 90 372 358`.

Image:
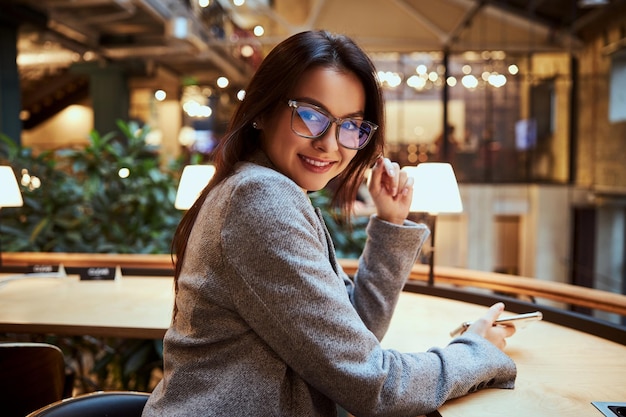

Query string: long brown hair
172 30 385 281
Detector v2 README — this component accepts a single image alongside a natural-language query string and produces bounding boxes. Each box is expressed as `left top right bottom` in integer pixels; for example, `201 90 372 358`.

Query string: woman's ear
253 112 270 130
252 113 265 129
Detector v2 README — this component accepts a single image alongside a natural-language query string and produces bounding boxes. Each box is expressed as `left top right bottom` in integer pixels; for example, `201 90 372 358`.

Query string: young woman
142 30 516 417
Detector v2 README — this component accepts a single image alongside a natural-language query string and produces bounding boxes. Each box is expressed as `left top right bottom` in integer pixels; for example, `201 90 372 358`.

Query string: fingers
382 157 396 177
488 323 516 350
468 302 504 331
497 323 517 338
367 157 383 191
465 303 502 333
380 157 399 196
465 303 516 351
368 157 414 224
370 157 402 197
484 302 506 323
402 176 414 197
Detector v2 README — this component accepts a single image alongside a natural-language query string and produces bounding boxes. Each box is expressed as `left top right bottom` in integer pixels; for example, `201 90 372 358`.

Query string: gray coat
142 155 516 417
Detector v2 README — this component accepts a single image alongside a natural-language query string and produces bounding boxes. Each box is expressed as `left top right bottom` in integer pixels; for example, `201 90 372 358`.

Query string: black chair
0 342 67 417
26 391 150 417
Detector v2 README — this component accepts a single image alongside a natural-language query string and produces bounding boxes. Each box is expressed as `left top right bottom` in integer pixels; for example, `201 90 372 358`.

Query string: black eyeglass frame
287 100 378 150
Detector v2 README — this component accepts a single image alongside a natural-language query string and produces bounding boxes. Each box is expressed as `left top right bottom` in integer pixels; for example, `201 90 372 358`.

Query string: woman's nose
313 122 340 152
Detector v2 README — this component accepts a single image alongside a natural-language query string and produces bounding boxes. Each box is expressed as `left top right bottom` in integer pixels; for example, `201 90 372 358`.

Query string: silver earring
252 121 259 129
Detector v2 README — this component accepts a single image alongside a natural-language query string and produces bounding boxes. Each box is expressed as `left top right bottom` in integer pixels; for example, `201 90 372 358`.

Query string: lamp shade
0 166 23 208
402 163 463 214
174 165 216 210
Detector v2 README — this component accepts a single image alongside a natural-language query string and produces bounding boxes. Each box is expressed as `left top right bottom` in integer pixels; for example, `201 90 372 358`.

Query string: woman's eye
342 121 359 131
303 110 322 122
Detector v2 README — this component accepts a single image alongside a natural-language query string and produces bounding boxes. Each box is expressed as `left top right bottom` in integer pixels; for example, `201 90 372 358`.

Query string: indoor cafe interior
0 1 625 416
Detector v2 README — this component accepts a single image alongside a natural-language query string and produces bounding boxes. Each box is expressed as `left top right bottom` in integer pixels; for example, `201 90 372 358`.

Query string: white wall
436 184 572 284
21 102 93 150
21 91 181 162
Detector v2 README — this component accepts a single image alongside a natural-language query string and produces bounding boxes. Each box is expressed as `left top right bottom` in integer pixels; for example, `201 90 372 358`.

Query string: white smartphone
450 311 543 337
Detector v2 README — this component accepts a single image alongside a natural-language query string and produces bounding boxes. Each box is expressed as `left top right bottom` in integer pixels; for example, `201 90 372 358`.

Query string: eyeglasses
288 100 377 150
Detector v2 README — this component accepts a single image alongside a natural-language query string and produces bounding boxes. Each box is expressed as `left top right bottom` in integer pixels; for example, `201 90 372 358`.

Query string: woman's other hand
367 156 413 225
465 302 516 351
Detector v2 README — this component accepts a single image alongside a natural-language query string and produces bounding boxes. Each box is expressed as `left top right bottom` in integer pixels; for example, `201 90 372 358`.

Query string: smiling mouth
300 155 335 168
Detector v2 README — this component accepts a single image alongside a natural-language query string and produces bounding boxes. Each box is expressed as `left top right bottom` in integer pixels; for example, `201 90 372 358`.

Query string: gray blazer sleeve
338 215 429 340
220 171 516 417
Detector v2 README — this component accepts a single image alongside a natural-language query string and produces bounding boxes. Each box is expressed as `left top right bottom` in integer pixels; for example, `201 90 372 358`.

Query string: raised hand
367 157 414 225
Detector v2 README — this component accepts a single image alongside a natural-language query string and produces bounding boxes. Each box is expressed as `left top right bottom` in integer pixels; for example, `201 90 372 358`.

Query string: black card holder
27 264 62 274
78 266 121 281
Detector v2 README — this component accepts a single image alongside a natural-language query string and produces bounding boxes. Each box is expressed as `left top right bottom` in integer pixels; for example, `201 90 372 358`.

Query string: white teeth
302 156 331 167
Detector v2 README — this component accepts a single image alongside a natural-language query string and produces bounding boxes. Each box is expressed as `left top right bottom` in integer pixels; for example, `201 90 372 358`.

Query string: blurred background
1 0 625 322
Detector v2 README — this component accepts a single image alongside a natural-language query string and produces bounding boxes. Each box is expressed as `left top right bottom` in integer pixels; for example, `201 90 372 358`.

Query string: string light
118 168 130 178
407 74 426 90
377 71 402 88
461 74 478 89
488 73 507 87
216 76 229 88
183 101 212 117
253 25 264 36
240 45 254 57
20 168 41 191
154 90 166 101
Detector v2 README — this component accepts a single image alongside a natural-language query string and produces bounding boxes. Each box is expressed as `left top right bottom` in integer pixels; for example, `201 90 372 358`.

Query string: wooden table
1 273 624 416
0 274 174 339
382 292 626 417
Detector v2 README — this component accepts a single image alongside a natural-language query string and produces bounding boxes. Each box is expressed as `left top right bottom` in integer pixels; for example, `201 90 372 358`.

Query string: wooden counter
4 252 625 316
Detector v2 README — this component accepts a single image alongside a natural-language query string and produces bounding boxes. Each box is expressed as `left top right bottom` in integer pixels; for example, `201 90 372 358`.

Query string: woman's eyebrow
292 97 365 118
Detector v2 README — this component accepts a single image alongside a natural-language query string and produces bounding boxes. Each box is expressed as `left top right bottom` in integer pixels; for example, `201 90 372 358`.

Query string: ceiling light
154 90 166 101
240 45 254 57
578 0 609 7
217 76 229 88
407 74 426 90
461 74 478 89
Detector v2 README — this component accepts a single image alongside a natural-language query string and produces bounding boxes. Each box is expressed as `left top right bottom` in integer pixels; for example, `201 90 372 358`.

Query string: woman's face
259 67 366 192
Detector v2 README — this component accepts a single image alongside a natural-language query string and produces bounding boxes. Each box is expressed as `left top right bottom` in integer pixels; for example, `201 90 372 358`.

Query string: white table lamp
174 165 216 210
402 163 463 285
0 166 23 208
0 166 24 268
